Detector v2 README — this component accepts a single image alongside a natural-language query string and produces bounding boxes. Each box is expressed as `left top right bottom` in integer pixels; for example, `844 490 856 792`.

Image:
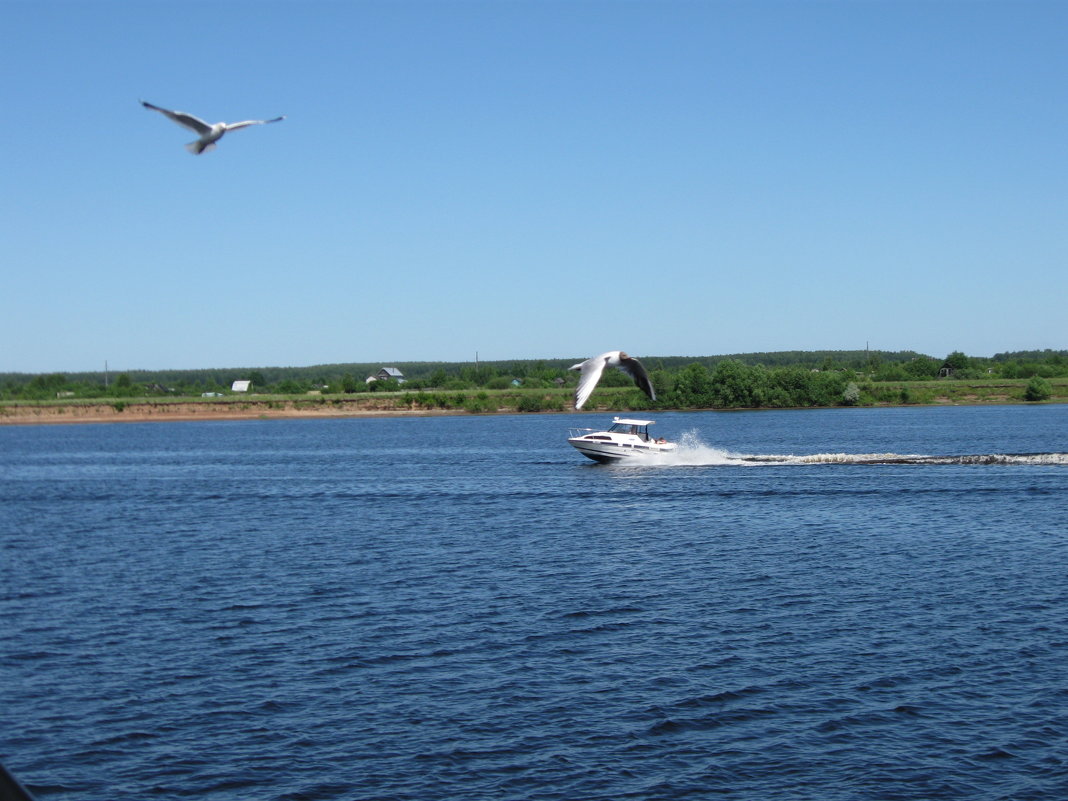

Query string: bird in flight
141 100 285 154
570 351 656 410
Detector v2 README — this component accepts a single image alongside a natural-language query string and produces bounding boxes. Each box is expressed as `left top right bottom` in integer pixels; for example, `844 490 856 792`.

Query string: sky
2 0 1065 374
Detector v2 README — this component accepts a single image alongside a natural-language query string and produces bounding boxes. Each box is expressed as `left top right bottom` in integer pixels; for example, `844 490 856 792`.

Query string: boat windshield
608 422 648 438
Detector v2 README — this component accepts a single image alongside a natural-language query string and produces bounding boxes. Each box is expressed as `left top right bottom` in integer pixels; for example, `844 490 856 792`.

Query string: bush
464 392 495 414
277 379 306 394
1024 376 1053 402
902 357 940 380
711 360 756 407
516 394 545 412
624 391 656 411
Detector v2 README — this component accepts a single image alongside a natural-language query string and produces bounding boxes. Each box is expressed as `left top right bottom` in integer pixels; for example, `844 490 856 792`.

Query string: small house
375 367 405 383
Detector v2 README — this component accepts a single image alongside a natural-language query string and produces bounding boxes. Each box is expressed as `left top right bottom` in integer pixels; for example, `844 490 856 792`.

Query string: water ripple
2 408 1067 800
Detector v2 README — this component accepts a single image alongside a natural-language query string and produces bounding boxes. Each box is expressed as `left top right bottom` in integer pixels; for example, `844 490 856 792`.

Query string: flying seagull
141 100 285 154
570 351 656 410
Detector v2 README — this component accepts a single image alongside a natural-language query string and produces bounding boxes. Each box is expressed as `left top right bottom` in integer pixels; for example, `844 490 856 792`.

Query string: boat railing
568 427 597 438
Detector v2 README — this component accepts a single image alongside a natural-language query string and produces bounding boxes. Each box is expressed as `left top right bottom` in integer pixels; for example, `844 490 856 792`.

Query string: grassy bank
857 377 1068 406
2 378 1067 425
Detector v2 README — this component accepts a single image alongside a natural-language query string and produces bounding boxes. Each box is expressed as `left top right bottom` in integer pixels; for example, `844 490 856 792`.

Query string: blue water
2 405 1067 800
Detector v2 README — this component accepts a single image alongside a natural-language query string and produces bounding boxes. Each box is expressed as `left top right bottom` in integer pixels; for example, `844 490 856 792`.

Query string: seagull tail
185 141 216 155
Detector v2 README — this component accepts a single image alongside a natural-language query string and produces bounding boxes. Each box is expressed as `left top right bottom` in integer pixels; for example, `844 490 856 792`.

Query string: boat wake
623 430 1068 468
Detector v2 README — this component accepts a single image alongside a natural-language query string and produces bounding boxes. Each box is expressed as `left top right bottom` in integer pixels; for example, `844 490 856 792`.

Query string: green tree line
3 349 1066 403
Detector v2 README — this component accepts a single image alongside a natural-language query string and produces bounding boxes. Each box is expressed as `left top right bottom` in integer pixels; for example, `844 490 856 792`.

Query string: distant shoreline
1 394 1063 426
0 399 481 426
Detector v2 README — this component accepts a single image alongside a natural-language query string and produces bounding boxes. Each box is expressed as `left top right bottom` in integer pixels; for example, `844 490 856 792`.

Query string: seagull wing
224 116 286 132
616 354 656 401
571 353 611 410
141 101 213 136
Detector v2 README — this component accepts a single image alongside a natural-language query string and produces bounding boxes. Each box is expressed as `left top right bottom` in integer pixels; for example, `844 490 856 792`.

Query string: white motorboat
567 417 677 463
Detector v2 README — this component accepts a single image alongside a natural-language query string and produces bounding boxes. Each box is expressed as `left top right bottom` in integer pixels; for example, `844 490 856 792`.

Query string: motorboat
567 417 677 463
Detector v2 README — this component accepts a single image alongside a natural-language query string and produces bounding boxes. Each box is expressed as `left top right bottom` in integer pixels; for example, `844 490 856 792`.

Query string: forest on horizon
3 349 1066 403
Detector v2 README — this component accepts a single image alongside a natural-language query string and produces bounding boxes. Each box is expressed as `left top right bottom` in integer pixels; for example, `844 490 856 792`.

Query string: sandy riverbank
3 391 1062 426
0 399 483 425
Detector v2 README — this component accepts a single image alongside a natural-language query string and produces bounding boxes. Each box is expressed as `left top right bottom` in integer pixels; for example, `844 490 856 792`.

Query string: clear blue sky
3 0 1065 374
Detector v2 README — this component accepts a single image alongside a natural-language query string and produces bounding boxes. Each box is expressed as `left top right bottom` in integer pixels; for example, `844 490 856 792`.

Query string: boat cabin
607 418 656 442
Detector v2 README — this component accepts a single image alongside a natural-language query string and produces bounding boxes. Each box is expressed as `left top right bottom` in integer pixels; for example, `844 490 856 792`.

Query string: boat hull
568 437 677 463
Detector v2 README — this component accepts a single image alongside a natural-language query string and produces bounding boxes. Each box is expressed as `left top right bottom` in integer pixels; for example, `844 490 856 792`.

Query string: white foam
620 428 1068 468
